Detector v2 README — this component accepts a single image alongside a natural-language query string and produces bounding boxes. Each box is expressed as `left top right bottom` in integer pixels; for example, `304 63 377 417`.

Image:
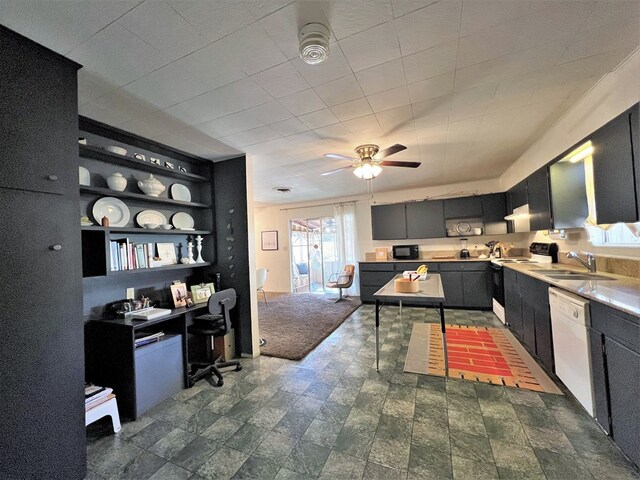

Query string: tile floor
86 305 640 479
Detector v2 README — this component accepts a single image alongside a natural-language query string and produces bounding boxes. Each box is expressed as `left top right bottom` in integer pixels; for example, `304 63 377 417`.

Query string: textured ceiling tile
339 21 401 72
330 98 374 122
252 62 310 98
355 59 407 96
314 75 365 107
395 0 462 56
323 0 393 40
279 89 327 116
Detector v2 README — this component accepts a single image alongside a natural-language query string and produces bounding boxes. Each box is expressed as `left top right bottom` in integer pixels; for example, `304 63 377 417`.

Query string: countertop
503 263 640 317
374 274 445 302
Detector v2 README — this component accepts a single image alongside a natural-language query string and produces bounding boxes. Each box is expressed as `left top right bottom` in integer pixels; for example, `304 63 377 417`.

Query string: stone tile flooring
86 305 640 479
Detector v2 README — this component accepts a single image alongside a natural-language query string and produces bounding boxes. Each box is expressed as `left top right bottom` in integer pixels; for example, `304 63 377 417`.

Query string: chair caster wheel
217 379 224 387
236 365 242 371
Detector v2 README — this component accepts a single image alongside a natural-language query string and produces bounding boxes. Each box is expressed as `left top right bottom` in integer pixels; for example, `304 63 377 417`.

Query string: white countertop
503 263 640 317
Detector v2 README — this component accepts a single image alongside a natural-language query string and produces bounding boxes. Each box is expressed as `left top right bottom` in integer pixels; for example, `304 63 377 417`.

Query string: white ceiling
2 1 639 204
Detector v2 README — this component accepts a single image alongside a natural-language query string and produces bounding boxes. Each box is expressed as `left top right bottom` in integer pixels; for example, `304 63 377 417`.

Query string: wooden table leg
439 302 448 378
375 299 380 371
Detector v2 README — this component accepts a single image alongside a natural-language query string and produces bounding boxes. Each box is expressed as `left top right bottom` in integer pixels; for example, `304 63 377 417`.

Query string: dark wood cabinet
527 167 553 231
605 337 640 467
406 200 446 238
359 261 490 309
371 203 407 240
589 301 640 467
510 180 528 209
0 26 85 479
482 193 508 235
440 271 465 307
591 105 638 224
444 196 483 219
518 274 553 371
504 268 523 338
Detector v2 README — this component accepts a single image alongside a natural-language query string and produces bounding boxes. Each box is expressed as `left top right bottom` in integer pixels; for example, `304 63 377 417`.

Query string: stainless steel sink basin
543 273 616 281
531 269 574 274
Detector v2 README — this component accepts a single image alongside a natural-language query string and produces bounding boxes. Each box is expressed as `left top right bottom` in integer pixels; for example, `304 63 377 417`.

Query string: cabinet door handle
50 244 62 251
47 175 58 181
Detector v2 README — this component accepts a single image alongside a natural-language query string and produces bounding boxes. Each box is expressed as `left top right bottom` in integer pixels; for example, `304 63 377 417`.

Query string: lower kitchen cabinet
358 261 490 309
504 268 554 372
589 301 640 467
504 268 523 338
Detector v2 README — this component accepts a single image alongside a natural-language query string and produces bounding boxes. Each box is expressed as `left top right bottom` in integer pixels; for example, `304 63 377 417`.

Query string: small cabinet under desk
85 304 207 420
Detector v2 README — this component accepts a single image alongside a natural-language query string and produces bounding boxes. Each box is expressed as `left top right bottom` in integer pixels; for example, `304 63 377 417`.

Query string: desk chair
256 268 268 305
187 288 241 387
326 264 355 302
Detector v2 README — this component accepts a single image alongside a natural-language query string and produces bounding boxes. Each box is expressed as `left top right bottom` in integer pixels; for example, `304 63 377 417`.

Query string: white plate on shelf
136 210 167 228
170 183 191 202
79 166 90 186
172 212 195 230
92 197 130 227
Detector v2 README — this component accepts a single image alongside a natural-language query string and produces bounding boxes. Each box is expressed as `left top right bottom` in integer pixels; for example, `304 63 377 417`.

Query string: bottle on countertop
494 244 502 258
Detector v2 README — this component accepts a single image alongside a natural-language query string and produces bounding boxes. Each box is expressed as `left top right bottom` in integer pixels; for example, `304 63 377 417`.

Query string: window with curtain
333 202 359 296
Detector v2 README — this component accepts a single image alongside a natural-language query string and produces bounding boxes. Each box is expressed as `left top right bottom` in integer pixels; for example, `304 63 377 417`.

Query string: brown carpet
258 292 362 360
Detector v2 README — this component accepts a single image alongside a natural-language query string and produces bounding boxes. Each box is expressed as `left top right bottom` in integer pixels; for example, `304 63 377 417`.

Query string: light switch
126 288 134 300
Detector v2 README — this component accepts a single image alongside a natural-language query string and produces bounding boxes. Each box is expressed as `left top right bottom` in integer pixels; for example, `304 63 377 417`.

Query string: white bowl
105 146 127 156
159 224 173 230
143 223 158 229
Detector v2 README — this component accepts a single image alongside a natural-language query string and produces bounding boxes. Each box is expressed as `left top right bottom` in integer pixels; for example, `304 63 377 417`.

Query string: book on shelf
134 331 165 347
109 238 167 272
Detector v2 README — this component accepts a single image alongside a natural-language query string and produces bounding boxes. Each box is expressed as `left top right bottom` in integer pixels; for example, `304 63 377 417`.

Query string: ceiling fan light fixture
299 23 330 65
353 162 380 180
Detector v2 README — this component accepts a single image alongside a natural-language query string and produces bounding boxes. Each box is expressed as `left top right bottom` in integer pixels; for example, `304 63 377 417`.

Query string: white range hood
505 204 531 232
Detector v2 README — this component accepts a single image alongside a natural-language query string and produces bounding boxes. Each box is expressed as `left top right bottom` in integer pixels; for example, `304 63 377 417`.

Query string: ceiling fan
321 143 421 179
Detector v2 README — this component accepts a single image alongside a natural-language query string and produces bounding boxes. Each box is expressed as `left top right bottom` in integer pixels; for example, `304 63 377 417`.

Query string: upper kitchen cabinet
406 200 446 239
549 150 589 229
482 193 508 235
527 167 553 231
0 25 79 195
371 203 407 240
509 180 528 210
590 104 639 224
444 196 483 219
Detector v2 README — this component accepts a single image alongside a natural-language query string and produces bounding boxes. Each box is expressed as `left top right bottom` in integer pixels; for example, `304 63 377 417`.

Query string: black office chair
187 288 241 387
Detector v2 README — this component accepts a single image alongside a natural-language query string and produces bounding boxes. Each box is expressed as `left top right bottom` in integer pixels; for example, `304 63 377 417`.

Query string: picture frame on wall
190 283 215 304
261 230 278 251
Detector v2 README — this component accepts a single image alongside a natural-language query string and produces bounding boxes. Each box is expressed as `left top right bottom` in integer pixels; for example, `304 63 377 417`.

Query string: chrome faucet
566 251 597 273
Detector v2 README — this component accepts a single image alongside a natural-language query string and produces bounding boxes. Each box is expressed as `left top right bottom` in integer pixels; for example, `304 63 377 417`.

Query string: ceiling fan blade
376 143 407 159
380 160 421 168
324 153 358 161
321 165 353 176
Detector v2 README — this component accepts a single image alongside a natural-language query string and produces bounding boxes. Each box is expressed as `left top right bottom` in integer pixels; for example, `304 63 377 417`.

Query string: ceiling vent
299 23 330 65
273 186 292 193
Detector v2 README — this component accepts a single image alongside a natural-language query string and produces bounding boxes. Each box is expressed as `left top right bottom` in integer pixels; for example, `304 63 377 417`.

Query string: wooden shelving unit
80 186 211 209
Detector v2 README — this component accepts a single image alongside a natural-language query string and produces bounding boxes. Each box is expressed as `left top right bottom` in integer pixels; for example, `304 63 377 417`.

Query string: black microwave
392 244 420 260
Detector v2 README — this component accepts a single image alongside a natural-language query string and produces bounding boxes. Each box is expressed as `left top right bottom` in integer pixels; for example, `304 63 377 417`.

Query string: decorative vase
137 174 165 197
106 172 127 191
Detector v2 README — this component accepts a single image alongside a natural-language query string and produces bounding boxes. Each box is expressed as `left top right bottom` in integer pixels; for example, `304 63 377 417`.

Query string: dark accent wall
213 156 253 355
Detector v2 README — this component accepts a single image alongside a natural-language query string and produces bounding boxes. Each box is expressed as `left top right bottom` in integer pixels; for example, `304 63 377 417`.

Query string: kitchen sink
543 272 616 281
531 269 574 274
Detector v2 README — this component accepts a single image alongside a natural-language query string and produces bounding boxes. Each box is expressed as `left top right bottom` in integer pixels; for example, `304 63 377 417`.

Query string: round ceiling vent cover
299 23 330 65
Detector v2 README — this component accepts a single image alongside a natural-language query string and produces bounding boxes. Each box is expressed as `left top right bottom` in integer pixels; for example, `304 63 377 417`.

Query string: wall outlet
126 288 135 300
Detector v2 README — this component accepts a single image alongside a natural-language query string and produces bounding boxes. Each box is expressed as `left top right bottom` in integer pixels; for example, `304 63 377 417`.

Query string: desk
373 274 448 376
85 304 208 420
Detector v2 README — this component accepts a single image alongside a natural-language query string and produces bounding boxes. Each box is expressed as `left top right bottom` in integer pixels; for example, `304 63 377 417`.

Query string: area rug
404 323 562 394
258 292 362 360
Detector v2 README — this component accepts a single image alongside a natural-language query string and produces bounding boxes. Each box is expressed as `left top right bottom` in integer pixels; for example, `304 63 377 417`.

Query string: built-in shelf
81 226 212 235
106 262 212 277
80 145 209 182
80 185 210 208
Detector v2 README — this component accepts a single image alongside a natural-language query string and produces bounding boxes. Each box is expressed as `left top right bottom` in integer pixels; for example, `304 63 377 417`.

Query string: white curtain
334 202 359 295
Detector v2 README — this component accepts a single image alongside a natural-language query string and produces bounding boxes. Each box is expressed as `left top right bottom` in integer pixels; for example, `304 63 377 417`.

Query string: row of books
134 331 165 348
110 239 154 271
85 385 115 412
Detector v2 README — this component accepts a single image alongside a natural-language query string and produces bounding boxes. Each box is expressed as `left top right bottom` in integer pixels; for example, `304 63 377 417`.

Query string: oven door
490 263 504 307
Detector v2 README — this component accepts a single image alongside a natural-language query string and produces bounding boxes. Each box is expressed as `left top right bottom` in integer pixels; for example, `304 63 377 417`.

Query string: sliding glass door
289 217 338 293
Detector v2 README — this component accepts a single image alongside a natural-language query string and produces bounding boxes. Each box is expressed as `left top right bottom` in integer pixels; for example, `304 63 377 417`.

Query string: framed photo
170 282 188 308
261 230 278 251
156 242 177 265
190 282 215 304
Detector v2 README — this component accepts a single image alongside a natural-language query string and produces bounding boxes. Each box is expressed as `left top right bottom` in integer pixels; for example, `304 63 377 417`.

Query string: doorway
289 217 339 293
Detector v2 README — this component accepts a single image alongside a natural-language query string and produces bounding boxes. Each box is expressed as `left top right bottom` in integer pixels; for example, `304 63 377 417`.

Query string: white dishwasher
549 287 594 416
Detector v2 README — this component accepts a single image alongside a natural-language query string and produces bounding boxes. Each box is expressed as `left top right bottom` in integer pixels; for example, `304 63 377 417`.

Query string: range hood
504 204 531 232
